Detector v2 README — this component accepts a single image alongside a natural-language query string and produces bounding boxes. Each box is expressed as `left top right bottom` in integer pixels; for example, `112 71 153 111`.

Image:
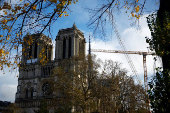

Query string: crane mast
102 9 152 110
105 9 155 92
91 49 156 92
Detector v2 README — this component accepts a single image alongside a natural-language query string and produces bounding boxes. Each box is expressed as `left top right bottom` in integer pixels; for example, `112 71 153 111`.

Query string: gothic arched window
34 43 37 58
69 37 71 58
42 82 52 96
31 88 34 97
63 38 66 59
29 45 32 58
48 67 50 76
25 89 28 99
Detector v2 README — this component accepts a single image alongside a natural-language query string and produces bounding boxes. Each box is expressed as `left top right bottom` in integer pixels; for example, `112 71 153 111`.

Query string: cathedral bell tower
55 23 86 60
16 33 53 102
21 33 53 65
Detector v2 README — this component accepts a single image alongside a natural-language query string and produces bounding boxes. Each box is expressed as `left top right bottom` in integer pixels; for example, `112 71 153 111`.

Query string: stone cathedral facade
15 23 86 113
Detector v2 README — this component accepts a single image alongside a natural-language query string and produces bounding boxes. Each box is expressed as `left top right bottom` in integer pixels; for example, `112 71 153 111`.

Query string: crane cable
106 10 142 85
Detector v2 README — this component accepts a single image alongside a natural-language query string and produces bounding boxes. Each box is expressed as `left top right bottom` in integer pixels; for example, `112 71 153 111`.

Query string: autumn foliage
0 0 78 73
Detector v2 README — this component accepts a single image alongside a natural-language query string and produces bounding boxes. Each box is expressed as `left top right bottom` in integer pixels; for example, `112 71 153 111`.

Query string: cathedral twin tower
15 23 86 112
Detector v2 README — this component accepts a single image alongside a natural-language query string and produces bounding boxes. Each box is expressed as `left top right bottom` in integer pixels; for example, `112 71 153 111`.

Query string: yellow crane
91 49 156 92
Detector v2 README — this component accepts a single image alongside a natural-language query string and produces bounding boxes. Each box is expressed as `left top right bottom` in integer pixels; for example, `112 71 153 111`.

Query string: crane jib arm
91 49 156 55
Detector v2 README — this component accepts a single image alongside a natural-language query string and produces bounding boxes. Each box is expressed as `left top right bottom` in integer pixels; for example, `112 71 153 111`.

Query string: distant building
15 23 86 113
0 101 11 113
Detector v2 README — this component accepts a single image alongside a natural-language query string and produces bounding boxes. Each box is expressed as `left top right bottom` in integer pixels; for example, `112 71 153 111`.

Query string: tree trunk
157 0 170 70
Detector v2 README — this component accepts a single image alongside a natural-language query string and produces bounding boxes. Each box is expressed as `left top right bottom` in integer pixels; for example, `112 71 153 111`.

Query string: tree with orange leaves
0 0 78 73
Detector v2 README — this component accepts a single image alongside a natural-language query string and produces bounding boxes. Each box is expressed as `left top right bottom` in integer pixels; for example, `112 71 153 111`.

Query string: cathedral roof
58 23 84 37
23 33 52 45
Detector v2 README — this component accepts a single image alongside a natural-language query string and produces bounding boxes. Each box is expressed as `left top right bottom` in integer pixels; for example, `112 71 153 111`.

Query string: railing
16 99 54 108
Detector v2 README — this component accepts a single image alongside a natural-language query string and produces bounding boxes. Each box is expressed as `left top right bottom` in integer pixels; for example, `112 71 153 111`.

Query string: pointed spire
89 31 91 55
73 22 77 29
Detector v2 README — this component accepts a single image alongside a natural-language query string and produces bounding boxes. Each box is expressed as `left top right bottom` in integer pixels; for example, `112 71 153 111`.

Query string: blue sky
0 0 161 102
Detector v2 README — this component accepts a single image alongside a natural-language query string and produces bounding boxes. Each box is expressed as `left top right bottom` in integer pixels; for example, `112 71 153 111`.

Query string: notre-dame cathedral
15 23 86 113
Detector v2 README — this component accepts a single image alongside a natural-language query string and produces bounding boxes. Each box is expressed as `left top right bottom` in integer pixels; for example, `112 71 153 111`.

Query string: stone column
51 45 53 60
33 78 37 99
19 67 23 78
35 65 40 77
77 36 79 55
46 46 48 60
75 36 78 55
33 88 37 99
72 34 75 56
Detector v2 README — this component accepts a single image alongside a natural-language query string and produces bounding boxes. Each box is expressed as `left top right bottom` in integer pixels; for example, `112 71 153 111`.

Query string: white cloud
0 67 18 102
0 84 17 102
86 15 162 85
